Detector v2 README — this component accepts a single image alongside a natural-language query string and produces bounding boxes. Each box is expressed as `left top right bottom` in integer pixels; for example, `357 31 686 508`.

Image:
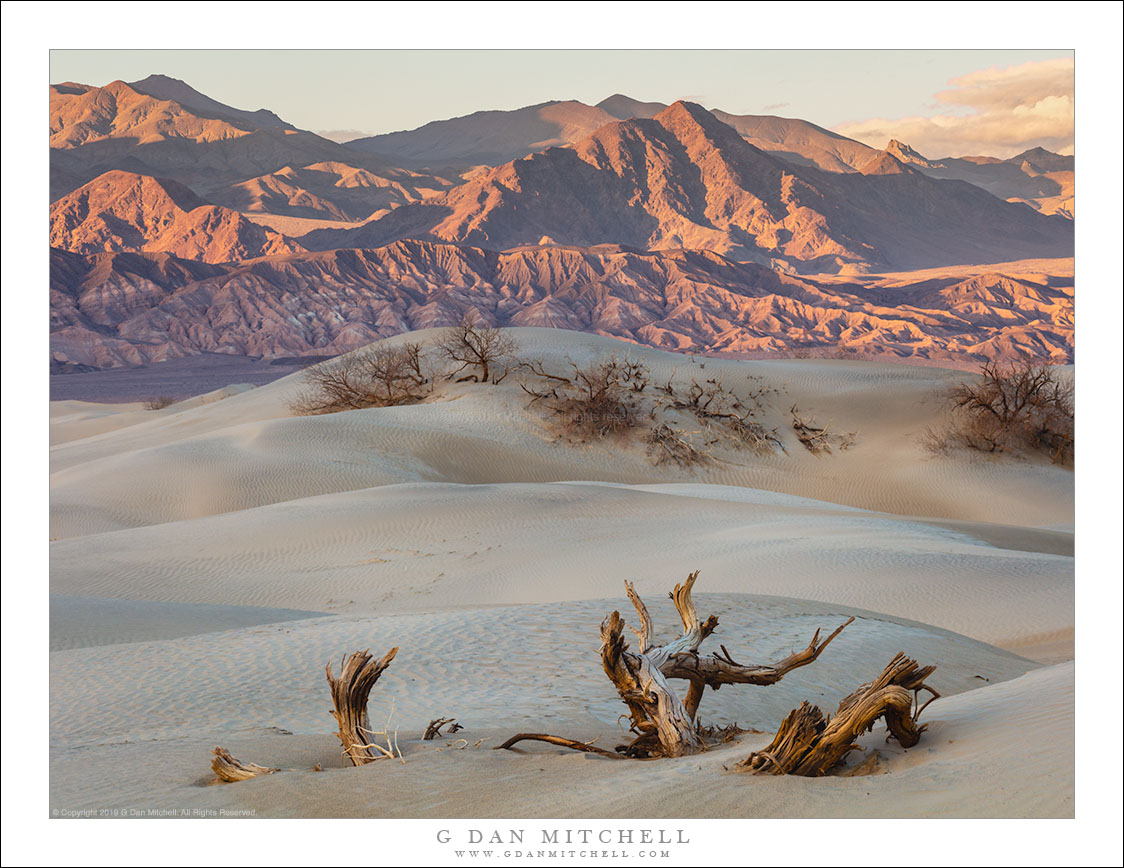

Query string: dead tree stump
210 746 279 783
326 647 399 766
738 652 938 776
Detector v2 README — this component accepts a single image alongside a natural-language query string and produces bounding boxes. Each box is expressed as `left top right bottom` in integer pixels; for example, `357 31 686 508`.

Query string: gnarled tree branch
659 616 855 687
624 580 653 653
495 733 623 758
600 610 702 757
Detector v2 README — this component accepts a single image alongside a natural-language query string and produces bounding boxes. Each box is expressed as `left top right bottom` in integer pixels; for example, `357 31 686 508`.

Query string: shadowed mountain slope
50 240 1073 368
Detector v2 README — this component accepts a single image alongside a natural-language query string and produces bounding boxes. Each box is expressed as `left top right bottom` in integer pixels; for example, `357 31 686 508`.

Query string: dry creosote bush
925 359 1073 465
436 314 520 384
520 354 649 442
520 356 784 469
289 318 519 415
143 395 177 411
657 375 782 455
290 342 432 415
645 422 711 468
790 404 855 454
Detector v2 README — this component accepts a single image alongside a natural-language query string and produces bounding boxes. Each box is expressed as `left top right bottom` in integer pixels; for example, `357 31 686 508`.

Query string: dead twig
423 718 463 740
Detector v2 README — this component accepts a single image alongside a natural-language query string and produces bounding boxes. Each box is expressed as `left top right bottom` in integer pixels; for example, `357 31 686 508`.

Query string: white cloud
833 58 1074 159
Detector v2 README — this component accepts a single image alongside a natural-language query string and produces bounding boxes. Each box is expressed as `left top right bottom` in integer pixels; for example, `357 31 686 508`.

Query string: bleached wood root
739 653 938 776
601 608 702 757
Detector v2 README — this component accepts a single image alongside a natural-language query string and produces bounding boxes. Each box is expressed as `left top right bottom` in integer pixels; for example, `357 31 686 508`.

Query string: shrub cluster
290 342 431 414
290 319 794 471
927 360 1074 465
290 315 517 415
520 355 649 442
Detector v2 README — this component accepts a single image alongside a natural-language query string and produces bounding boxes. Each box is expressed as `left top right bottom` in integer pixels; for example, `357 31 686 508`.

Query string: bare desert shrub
918 425 951 456
289 342 432 415
934 360 1074 464
521 355 649 441
437 315 519 384
143 395 177 410
659 376 782 454
645 423 711 468
790 404 856 454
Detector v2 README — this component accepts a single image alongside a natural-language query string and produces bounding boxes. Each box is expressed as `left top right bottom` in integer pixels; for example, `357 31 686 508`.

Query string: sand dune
49 480 1072 656
47 600 1071 818
51 329 1074 535
48 330 1074 818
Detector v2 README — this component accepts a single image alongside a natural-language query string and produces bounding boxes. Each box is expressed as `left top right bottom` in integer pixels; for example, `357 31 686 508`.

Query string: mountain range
346 93 1074 217
50 241 1073 369
49 78 449 203
50 170 306 263
48 76 1075 370
305 101 1071 273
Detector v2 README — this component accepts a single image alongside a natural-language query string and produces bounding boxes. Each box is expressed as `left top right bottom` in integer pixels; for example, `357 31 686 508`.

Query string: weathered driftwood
423 717 463 740
604 573 853 757
210 746 279 782
499 571 853 759
738 652 938 776
326 647 399 766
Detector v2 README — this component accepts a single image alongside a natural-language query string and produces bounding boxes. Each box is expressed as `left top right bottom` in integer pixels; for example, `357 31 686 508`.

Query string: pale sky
49 49 1073 157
